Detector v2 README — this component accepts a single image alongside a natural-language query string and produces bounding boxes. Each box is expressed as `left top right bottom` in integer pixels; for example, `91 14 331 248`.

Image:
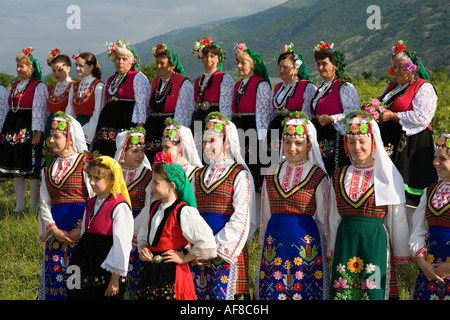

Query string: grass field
0 178 418 300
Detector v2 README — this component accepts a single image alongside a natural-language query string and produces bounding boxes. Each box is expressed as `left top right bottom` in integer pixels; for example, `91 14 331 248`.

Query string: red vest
194 72 224 103
44 154 89 205
72 78 103 116
382 78 428 113
8 79 41 109
105 70 139 101
311 78 344 116
265 164 326 216
148 199 189 252
127 167 152 212
425 181 450 228
84 193 129 235
272 80 309 111
232 75 265 113
149 73 188 113
195 163 245 215
47 81 75 113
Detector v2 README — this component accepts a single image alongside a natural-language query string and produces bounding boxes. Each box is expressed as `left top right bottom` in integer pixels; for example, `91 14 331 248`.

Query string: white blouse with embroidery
381 81 437 136
328 163 411 261
136 199 217 260
38 152 94 242
307 79 360 136
191 157 252 264
259 160 331 249
409 181 450 257
66 75 106 144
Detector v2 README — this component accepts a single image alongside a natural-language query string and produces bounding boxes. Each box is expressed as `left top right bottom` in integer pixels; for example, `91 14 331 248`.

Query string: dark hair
51 54 71 68
278 52 296 65
313 49 337 66
77 52 102 79
154 49 170 60
202 44 221 57
152 163 170 182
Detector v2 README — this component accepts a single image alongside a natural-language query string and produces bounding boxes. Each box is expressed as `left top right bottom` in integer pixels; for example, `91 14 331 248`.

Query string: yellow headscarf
99 156 131 209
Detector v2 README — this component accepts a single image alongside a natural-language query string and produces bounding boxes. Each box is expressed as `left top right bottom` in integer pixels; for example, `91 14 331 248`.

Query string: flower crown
125 127 146 148
152 43 169 54
390 40 418 72
47 48 61 66
51 111 71 133
283 43 302 69
83 150 102 164
204 112 229 136
106 40 133 61
22 45 34 56
314 41 334 52
234 42 248 56
163 117 181 142
344 110 374 137
436 125 450 151
281 111 310 139
193 37 210 59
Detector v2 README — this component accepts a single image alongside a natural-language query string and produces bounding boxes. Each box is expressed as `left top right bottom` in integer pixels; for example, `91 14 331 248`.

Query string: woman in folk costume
255 111 331 300
136 152 216 300
379 40 438 221
190 37 235 152
66 51 105 147
328 110 411 300
191 112 257 300
161 117 203 181
92 40 150 157
266 43 316 171
409 127 450 300
66 155 133 300
307 41 360 176
114 127 152 300
232 42 273 190
144 43 194 163
0 46 47 212
38 111 94 300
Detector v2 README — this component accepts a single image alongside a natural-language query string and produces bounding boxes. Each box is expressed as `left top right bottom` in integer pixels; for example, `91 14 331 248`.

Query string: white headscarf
344 111 405 206
52 113 88 154
179 126 203 168
114 130 151 169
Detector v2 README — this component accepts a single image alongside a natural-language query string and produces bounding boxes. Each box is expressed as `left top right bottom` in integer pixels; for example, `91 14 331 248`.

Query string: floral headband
204 112 229 136
314 41 334 52
344 110 374 137
152 43 169 54
125 127 146 148
47 48 61 66
389 40 430 81
283 43 302 69
163 117 181 142
436 126 450 151
390 40 417 72
193 37 225 62
51 111 71 134
106 40 140 70
20 45 43 81
281 111 310 139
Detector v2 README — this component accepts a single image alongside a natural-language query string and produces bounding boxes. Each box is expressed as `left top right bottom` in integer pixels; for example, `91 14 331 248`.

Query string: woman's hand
162 250 195 264
32 130 42 146
433 262 450 280
139 245 153 261
317 114 334 126
416 255 445 284
52 227 75 245
105 273 120 297
379 110 398 123
68 228 81 242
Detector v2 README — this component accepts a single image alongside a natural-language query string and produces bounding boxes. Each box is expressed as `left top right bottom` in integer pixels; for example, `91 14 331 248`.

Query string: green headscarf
245 48 271 86
283 43 311 81
168 49 186 77
154 152 196 208
405 50 430 82
21 46 42 81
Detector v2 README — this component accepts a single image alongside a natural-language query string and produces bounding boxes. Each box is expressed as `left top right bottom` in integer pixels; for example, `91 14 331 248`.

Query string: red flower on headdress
320 43 331 50
154 151 174 165
156 44 164 51
202 37 211 45
72 54 78 59
394 43 406 53
51 48 60 56
23 48 32 55
85 152 95 163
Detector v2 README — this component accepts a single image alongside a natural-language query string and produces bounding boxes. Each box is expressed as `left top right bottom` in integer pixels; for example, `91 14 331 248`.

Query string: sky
0 0 287 76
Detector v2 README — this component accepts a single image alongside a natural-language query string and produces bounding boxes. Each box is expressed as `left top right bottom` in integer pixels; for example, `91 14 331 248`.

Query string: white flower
336 263 346 273
294 59 302 69
365 263 376 273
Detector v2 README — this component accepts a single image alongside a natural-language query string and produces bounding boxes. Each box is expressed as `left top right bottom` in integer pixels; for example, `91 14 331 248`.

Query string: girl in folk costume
144 44 194 163
190 37 234 150
191 112 257 300
328 110 411 300
136 152 216 300
38 112 94 300
66 156 133 300
0 46 47 212
266 43 317 171
161 117 203 181
113 127 152 300
255 111 331 300
92 40 150 157
232 42 273 190
66 52 105 146
409 128 450 300
307 41 360 176
379 40 438 220
44 50 76 140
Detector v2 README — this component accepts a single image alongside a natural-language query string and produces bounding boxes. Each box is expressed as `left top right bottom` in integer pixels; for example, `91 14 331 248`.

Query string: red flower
156 44 164 51
427 281 437 292
52 48 60 56
23 48 32 55
394 43 406 53
154 151 174 165
320 43 330 50
85 152 95 163
275 283 284 291
72 54 78 59
202 37 211 45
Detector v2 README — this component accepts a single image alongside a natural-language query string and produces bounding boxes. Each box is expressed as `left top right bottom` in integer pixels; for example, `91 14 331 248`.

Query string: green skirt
330 215 389 300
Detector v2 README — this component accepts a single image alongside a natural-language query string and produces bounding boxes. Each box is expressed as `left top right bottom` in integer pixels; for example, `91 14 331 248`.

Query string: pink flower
404 60 417 72
333 277 349 289
154 151 174 165
237 43 246 52
362 279 377 290
283 45 288 53
371 99 380 107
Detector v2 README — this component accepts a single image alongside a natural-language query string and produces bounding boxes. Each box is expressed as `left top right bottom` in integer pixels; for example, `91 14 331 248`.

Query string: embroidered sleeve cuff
393 256 413 264
415 247 427 258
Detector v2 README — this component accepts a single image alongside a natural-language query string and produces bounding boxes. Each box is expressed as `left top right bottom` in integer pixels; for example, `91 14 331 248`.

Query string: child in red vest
136 152 216 300
66 155 133 300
